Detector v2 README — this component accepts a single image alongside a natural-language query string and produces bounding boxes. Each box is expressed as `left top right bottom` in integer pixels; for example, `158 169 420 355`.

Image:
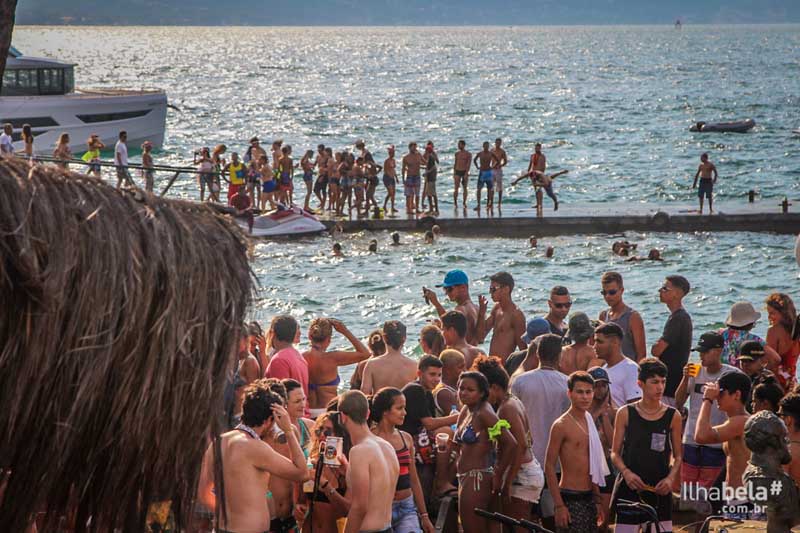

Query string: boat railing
13 153 225 197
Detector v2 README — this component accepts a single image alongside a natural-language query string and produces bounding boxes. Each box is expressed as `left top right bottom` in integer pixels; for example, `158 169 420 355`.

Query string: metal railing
15 153 226 197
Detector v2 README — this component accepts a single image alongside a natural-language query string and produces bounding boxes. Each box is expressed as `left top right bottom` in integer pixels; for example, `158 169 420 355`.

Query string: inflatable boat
237 205 326 238
690 119 755 133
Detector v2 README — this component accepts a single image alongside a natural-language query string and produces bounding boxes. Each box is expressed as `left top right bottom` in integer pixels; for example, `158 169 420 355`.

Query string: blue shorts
262 180 276 193
302 171 313 182
391 495 419 533
478 169 494 189
698 178 713 199
405 175 420 197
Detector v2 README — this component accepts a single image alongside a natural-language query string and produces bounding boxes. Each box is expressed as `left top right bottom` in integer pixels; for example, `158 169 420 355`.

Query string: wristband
703 398 713 403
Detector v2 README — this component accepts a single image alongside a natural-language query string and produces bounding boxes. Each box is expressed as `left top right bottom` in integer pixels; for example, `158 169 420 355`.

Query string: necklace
236 423 260 440
567 412 588 435
636 401 663 416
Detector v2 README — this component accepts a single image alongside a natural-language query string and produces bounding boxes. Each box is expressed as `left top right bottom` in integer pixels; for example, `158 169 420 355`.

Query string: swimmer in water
332 242 343 257
545 246 555 258
368 239 378 253
529 236 538 248
432 224 442 237
391 231 401 246
424 230 435 244
611 240 637 257
626 248 663 262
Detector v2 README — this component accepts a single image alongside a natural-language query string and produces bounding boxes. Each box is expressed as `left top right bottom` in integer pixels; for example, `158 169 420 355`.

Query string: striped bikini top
394 430 412 492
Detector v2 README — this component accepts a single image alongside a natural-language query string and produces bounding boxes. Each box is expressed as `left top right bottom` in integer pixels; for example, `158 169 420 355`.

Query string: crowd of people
2 124 730 219
195 269 800 533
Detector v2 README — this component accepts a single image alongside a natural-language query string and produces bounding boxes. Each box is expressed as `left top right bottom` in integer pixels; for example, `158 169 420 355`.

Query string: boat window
38 68 64 95
0 117 59 128
76 109 151 123
1 68 41 95
64 67 74 93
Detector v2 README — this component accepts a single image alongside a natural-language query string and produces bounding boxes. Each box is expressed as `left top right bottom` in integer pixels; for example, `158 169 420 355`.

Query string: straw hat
725 301 761 328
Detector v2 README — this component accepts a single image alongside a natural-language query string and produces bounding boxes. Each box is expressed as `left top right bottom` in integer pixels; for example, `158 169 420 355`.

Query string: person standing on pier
314 144 328 211
473 141 497 211
527 143 558 211
224 152 245 203
453 140 472 209
278 145 294 206
422 141 439 215
693 153 718 214
491 138 508 208
115 131 132 189
300 149 314 211
402 142 424 215
141 141 155 192
383 145 398 215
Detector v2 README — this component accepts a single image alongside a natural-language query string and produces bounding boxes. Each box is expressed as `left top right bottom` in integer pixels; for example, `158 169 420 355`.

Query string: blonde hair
309 318 333 344
439 349 465 368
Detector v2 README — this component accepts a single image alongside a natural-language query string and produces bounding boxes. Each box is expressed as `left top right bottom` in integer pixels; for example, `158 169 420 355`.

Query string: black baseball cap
737 340 765 362
692 332 724 352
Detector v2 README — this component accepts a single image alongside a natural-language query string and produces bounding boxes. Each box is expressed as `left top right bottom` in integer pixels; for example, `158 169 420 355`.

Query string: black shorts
269 515 297 533
611 474 672 525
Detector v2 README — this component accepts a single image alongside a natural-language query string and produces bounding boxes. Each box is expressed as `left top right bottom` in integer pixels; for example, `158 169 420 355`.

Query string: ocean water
14 25 800 378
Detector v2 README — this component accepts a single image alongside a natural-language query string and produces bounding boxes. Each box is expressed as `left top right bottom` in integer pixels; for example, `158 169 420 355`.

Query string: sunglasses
552 301 572 309
444 286 456 293
600 289 619 296
489 285 506 293
658 285 673 292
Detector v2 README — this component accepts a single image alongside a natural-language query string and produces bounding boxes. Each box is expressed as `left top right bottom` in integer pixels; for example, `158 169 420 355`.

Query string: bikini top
455 420 480 445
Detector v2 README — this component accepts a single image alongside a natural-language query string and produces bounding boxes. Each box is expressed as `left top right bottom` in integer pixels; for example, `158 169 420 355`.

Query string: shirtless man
383 145 398 214
453 140 472 208
528 143 558 211
441 311 483 370
314 144 328 210
491 138 508 207
402 142 424 215
278 145 294 205
472 141 497 210
356 140 380 213
694 371 751 492
361 320 418 395
692 153 718 214
475 271 526 362
326 148 338 212
197 381 307 533
340 390 399 533
545 371 604 533
559 312 598 375
422 269 480 345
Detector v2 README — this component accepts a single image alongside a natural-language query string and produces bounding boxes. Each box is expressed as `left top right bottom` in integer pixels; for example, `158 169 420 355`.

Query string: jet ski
690 119 755 133
237 204 326 237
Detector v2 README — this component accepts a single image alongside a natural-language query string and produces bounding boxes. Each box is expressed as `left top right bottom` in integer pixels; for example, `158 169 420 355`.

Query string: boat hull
1 89 167 153
237 206 327 238
690 119 755 133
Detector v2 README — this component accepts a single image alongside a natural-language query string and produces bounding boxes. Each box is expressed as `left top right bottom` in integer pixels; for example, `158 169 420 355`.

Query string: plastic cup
688 363 700 378
436 433 449 452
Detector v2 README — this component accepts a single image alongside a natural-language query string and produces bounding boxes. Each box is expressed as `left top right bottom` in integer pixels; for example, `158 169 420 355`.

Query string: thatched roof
0 157 253 531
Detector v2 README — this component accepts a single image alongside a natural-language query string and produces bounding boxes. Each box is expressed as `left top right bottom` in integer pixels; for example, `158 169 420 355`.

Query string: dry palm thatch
0 157 253 531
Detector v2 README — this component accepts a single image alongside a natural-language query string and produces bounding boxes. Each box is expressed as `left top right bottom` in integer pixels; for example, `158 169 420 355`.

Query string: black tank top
621 404 676 485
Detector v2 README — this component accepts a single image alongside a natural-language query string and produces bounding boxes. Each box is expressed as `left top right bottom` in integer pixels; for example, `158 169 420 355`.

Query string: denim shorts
391 495 419 533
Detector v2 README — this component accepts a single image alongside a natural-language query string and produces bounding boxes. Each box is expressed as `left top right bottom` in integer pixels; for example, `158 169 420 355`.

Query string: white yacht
1 46 167 153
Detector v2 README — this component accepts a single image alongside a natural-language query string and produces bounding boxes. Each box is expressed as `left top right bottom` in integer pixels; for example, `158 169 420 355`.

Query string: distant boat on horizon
1 46 167 153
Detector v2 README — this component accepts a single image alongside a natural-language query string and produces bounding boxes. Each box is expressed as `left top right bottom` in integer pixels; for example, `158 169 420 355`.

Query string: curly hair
309 318 333 344
241 381 284 428
472 355 509 391
369 387 404 424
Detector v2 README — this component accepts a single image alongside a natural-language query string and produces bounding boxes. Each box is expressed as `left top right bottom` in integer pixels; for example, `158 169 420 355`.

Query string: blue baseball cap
436 269 469 288
588 366 610 384
522 317 551 344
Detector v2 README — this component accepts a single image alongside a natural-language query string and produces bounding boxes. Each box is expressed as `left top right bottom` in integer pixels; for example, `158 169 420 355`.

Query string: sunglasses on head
600 289 619 296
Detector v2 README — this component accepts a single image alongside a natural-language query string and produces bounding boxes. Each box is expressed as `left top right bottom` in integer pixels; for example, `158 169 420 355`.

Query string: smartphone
422 286 430 305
